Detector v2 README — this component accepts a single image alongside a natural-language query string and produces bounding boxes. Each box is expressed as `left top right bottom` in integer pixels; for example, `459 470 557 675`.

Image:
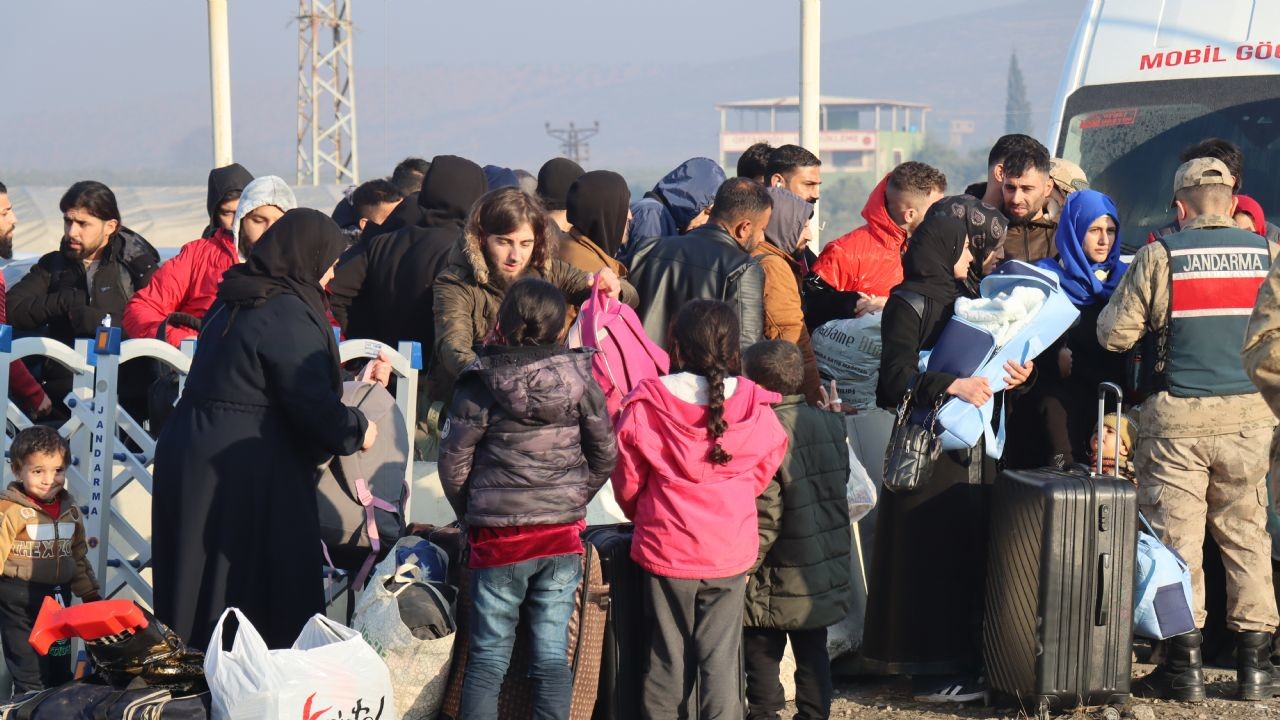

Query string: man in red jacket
122 165 259 348
809 161 946 318
0 182 51 418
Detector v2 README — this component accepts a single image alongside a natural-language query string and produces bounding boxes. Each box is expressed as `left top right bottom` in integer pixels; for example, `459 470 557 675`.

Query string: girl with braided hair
612 300 789 719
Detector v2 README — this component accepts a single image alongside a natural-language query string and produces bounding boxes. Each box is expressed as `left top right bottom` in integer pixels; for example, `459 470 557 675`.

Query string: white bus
1048 0 1280 249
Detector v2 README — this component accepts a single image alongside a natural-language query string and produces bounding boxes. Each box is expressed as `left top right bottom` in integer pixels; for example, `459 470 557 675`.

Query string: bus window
1059 76 1280 251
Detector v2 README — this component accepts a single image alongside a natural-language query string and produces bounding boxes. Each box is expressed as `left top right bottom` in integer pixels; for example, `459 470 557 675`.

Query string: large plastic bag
812 313 882 412
205 609 397 720
352 537 456 720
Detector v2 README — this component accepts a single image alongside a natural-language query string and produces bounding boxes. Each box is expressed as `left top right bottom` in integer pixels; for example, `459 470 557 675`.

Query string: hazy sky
1 0 1036 184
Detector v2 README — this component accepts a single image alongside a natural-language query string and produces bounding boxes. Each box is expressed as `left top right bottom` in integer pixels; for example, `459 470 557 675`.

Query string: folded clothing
955 285 1047 349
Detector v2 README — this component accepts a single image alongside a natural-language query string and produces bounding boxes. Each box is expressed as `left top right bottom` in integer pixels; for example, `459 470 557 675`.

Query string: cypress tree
1006 51 1033 135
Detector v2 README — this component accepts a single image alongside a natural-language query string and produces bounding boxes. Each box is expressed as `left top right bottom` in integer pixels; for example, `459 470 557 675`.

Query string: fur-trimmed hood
456 222 557 287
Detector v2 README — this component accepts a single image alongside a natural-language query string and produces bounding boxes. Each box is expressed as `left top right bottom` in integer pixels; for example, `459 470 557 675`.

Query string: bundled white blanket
955 286 1048 349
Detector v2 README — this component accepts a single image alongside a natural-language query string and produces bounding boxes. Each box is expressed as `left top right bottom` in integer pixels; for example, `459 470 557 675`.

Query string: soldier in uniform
1098 157 1279 702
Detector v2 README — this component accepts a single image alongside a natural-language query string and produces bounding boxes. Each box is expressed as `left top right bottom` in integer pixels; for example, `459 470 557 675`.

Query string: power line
545 121 600 165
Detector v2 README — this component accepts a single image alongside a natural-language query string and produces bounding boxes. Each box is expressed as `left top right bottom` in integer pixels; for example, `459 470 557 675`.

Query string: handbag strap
1137 511 1161 540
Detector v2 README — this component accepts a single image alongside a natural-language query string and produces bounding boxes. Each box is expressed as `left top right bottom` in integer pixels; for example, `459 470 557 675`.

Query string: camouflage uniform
1099 214 1279 633
1244 254 1280 483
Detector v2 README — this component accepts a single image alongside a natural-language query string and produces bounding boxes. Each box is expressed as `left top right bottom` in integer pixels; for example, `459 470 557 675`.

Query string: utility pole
545 122 600 165
297 0 359 186
207 0 234 167
799 0 821 246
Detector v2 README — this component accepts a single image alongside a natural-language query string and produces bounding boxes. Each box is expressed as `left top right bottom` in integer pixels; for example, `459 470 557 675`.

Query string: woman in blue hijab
1037 189 1127 306
1009 189 1130 468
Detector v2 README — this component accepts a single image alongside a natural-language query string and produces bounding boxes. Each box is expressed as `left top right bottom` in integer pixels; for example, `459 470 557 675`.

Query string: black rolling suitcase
583 524 645 720
984 383 1137 718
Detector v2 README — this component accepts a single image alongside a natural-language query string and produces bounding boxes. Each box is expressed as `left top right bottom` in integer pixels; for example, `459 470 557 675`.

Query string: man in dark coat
151 209 387 650
8 181 159 418
328 155 488 348
628 177 770 351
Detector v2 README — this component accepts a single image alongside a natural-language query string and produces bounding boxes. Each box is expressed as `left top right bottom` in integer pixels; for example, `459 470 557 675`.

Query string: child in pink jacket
613 299 788 719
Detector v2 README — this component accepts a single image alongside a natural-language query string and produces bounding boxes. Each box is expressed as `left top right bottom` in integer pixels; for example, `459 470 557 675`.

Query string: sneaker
912 674 988 704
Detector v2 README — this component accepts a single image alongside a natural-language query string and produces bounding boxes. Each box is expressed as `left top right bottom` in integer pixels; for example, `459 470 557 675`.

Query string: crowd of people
2 130 1280 717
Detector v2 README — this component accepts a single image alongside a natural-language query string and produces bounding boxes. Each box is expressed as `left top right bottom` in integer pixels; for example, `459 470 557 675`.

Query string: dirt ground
784 665 1280 720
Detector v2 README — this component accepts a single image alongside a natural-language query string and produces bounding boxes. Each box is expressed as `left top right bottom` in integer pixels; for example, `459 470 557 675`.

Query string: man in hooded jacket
124 164 255 348
753 187 821 403
628 178 769 352
199 163 253 239
624 158 727 262
807 162 947 326
329 155 489 349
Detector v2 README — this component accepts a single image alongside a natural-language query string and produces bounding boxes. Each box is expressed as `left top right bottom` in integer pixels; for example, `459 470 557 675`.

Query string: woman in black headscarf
862 196 1032 703
152 209 386 650
560 170 632 278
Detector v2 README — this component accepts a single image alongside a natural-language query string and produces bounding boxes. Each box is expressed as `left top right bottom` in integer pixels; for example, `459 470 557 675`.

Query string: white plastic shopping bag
205 608 398 720
352 539 456 720
846 440 877 523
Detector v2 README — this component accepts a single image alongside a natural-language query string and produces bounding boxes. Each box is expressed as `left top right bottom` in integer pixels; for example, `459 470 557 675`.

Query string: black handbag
882 385 944 494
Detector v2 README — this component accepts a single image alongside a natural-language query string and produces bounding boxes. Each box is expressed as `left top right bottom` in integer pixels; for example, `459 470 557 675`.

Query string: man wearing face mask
9 181 160 418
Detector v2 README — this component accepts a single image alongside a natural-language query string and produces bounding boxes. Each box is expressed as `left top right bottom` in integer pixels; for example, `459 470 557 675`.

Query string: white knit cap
231 175 297 242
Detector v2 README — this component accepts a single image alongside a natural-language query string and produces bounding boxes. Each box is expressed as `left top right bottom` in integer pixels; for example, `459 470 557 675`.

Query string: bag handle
1137 511 1190 571
390 562 426 596
580 274 610 349
208 607 269 657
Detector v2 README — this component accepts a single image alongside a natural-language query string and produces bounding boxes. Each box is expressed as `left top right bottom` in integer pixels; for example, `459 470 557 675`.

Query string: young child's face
13 451 68 503
1089 426 1126 474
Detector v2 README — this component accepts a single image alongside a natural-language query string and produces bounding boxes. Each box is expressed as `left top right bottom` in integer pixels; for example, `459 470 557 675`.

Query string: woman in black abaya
863 196 1032 703
152 209 387 650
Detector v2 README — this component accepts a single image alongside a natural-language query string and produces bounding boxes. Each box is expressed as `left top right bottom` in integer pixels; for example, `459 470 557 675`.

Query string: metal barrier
0 324 422 610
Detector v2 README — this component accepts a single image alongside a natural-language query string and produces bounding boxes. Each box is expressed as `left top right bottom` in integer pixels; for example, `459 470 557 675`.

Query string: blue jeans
461 553 582 720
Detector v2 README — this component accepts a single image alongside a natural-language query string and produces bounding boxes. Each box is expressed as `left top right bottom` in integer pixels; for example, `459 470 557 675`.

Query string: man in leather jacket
628 177 770 351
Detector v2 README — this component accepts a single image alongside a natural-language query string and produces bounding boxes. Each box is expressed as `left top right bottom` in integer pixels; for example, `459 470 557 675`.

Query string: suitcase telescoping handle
1094 382 1123 478
1094 382 1123 627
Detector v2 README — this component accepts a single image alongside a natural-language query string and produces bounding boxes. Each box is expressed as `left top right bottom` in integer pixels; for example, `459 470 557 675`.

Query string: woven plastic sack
352 538 456 720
